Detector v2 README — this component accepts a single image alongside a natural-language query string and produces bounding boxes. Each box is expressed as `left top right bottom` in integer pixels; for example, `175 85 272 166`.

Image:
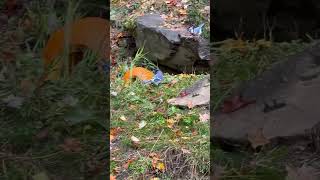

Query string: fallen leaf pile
150 153 166 173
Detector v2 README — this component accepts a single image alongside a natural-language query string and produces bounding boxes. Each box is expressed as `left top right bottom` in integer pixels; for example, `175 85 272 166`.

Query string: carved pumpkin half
123 67 154 83
42 17 109 80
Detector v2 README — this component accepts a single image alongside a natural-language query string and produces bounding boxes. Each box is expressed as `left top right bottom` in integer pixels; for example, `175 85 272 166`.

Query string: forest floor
110 0 319 180
0 0 317 179
110 0 210 179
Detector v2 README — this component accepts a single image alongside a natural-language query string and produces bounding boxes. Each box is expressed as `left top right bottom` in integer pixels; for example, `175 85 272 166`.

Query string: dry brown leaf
131 136 140 145
123 159 135 169
149 152 159 158
116 32 125 38
110 127 122 142
247 128 270 149
192 130 198 136
174 129 182 137
152 156 160 168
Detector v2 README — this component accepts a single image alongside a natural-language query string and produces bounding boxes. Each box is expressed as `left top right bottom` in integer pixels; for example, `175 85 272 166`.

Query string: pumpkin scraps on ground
123 66 164 85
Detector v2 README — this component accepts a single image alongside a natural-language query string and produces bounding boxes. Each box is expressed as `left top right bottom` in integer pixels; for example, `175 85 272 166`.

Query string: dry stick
2 160 7 178
150 129 164 152
0 151 63 160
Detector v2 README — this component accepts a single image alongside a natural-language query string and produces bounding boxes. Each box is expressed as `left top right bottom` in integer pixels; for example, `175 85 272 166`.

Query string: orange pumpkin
123 67 154 83
42 17 109 80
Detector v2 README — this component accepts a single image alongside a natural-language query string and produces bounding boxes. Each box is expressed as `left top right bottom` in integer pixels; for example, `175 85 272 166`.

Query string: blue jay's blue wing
152 69 164 85
188 23 205 36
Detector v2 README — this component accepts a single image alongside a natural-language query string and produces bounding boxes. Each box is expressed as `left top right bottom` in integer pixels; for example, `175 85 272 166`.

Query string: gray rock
212 42 320 146
167 75 210 108
135 14 212 73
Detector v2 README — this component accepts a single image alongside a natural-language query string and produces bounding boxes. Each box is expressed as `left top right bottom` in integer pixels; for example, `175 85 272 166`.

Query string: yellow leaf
156 162 165 172
166 118 175 128
178 9 187 15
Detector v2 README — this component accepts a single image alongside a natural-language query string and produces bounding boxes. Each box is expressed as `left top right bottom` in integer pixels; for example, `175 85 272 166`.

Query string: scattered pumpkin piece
123 67 154 83
43 17 109 80
110 175 116 180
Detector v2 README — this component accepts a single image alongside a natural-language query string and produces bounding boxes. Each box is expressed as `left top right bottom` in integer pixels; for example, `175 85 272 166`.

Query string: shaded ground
0 1 108 179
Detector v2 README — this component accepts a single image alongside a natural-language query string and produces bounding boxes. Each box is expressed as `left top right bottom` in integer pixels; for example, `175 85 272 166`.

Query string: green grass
211 147 289 180
110 47 210 178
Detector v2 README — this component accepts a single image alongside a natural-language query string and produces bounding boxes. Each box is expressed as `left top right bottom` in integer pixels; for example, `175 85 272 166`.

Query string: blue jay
188 23 205 36
152 69 164 85
142 69 164 85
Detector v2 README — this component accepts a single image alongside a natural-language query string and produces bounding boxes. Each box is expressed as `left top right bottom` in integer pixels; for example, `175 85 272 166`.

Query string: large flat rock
212 43 320 145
